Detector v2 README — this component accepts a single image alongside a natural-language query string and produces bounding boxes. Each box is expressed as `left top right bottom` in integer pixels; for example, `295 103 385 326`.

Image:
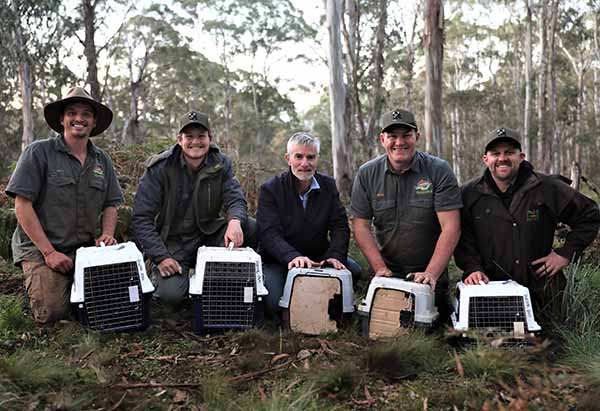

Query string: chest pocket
89 176 105 191
47 174 76 207
373 199 396 228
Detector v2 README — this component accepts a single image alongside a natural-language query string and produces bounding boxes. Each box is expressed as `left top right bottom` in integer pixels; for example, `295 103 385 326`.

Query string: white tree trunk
12 0 34 152
326 0 352 198
523 0 533 161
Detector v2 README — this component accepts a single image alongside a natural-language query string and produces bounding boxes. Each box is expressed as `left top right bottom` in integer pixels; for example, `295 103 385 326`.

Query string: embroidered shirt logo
92 165 104 178
415 179 432 194
526 209 539 222
376 192 385 199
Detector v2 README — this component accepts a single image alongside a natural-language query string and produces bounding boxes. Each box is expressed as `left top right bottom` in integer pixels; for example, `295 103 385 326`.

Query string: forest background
1 0 599 200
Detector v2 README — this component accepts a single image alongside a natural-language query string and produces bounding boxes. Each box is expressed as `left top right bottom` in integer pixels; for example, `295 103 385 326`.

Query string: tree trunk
523 0 533 161
82 0 100 100
546 0 559 173
326 0 352 199
536 0 549 171
424 0 444 157
451 105 462 183
12 0 34 151
365 0 386 159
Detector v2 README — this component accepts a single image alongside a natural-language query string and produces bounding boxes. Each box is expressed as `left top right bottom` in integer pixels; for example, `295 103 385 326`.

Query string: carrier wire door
190 246 268 332
71 242 154 332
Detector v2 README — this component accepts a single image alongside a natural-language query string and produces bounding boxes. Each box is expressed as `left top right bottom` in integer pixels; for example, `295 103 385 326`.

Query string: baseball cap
381 109 417 133
484 127 522 153
179 111 210 134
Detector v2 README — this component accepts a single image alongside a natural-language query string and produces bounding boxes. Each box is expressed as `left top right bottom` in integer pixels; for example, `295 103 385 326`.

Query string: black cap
179 111 210 134
381 109 417 133
485 128 522 153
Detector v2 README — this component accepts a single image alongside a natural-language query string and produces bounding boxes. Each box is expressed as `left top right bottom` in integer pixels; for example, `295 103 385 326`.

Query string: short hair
287 132 320 155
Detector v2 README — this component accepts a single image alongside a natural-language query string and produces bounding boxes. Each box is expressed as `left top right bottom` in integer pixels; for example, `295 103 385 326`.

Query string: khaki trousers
22 261 72 325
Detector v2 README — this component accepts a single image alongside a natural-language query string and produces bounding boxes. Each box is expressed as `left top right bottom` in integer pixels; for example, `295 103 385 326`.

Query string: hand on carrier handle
463 271 490 285
288 256 320 270
158 258 182 277
407 271 439 292
320 258 347 270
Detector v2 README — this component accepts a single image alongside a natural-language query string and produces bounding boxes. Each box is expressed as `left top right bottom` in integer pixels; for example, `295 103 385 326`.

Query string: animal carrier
190 246 268 332
70 242 154 332
278 267 355 335
451 281 541 340
357 277 438 339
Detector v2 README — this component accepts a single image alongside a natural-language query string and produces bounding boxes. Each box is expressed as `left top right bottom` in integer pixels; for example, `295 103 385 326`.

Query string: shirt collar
55 134 99 157
384 151 422 175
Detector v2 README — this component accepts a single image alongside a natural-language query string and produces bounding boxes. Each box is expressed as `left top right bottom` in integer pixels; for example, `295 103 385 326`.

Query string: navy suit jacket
257 169 350 265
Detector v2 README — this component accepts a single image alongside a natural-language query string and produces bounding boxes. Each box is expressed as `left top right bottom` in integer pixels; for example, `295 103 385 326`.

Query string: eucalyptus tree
0 0 62 152
178 0 315 151
110 3 192 144
424 0 444 157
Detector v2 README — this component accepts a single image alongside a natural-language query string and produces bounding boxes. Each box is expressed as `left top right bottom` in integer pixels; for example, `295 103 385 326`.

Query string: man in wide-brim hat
5 86 123 325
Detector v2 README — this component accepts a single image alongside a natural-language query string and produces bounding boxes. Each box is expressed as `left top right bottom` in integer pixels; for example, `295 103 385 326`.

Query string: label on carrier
244 287 254 303
129 286 140 303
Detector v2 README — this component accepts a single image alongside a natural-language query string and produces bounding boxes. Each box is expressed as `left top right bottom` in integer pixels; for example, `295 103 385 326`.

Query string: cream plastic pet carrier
278 267 355 335
189 246 268 332
357 277 438 339
451 280 541 340
70 242 154 332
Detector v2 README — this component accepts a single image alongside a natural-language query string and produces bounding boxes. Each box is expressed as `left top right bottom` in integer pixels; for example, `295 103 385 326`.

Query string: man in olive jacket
132 111 255 306
454 128 600 313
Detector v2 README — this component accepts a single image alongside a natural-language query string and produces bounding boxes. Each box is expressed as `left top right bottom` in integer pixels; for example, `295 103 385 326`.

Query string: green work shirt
5 136 123 264
350 151 462 275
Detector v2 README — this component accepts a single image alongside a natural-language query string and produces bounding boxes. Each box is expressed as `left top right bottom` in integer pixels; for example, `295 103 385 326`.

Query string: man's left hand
96 234 117 246
532 250 569 278
408 271 439 292
321 258 347 270
224 219 244 248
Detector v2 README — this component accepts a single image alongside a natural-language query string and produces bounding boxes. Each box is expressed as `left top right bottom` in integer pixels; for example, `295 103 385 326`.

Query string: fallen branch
112 382 201 390
228 359 294 383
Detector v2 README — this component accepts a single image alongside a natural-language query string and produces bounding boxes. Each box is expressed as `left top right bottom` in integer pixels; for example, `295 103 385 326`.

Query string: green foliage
366 332 447 379
0 206 16 261
307 360 362 398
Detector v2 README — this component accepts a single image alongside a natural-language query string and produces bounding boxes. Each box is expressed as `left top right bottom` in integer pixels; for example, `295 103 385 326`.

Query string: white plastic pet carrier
451 281 541 339
357 277 438 339
70 242 154 332
190 246 268 332
278 267 355 335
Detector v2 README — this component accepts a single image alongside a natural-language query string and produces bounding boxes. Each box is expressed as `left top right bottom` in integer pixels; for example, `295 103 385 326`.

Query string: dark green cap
485 128 522 153
381 109 417 133
179 111 210 133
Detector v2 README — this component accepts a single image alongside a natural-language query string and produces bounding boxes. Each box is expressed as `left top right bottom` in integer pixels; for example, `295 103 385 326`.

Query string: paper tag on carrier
513 321 525 337
244 287 253 303
129 286 140 303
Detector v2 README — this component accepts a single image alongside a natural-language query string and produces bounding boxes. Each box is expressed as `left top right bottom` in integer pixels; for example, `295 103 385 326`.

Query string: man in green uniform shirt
350 109 462 321
5 87 123 325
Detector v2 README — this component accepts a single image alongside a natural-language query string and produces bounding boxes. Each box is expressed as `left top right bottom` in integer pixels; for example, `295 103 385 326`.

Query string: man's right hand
44 250 74 274
464 271 489 285
374 267 393 277
158 258 182 277
288 256 319 269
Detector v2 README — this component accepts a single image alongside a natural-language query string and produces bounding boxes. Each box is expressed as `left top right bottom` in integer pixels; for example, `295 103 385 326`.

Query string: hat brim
484 136 522 153
381 122 417 133
44 96 113 137
179 121 210 134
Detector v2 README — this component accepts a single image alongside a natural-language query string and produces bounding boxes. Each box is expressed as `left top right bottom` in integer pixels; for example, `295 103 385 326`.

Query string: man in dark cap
350 109 462 322
132 111 254 307
5 86 123 324
454 128 600 314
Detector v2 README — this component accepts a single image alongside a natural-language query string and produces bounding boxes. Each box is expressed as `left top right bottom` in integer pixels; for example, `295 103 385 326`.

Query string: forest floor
1 253 599 411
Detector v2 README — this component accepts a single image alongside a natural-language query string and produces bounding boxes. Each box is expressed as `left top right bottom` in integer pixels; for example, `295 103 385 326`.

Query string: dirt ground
1 257 598 411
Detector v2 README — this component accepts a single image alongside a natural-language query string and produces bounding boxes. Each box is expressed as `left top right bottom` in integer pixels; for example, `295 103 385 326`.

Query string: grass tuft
0 295 35 340
0 350 92 390
455 344 526 382
366 331 446 379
